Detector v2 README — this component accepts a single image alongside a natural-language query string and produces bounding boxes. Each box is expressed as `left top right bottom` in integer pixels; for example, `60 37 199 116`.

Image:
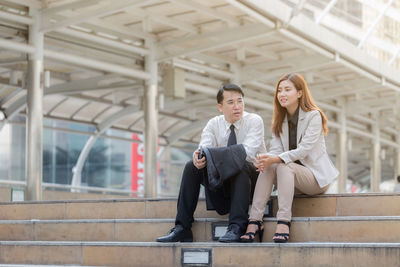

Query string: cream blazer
268 108 338 188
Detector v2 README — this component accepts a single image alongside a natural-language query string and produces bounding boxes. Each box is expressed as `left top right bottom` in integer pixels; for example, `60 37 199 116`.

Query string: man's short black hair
397 175 400 183
217 83 244 104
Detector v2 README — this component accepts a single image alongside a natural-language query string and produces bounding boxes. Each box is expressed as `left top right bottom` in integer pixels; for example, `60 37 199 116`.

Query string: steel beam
389 48 400 65
157 24 274 61
0 9 33 25
315 0 337 24
55 28 149 55
224 0 275 27
357 0 393 48
0 39 35 54
0 39 150 80
170 0 241 26
41 0 101 17
44 50 150 80
40 0 150 33
8 0 41 8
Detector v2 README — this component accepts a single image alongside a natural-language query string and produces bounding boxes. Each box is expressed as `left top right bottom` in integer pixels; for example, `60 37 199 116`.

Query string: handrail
0 179 138 196
0 180 26 186
42 183 137 195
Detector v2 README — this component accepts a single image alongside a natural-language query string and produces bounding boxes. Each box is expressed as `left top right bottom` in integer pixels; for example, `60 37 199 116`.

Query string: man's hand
254 154 281 172
193 150 206 169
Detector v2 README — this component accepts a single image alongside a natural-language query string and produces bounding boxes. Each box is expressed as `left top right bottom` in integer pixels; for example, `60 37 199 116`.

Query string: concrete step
0 241 398 266
1 193 400 220
0 265 92 267
1 216 400 243
0 198 226 220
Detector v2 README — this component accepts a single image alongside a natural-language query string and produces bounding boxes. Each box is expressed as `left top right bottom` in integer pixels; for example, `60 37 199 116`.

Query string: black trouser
175 160 258 232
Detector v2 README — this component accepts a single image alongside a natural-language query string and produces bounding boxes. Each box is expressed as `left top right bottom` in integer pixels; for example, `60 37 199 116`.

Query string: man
157 83 266 243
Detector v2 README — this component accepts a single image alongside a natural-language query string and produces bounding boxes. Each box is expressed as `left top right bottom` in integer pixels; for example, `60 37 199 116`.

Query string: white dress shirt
198 111 266 162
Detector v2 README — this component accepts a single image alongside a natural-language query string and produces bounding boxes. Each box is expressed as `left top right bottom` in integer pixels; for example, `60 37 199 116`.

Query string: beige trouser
249 162 329 222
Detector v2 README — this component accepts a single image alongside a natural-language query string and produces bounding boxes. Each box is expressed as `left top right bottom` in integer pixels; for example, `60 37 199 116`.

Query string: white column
337 106 347 193
370 120 381 192
26 9 44 201
144 42 158 198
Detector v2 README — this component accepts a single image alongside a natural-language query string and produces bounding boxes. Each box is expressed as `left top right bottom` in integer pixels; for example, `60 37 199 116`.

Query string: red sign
131 134 144 195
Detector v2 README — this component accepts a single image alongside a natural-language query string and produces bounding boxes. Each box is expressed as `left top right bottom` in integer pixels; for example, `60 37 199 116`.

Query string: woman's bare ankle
247 224 258 231
275 223 289 233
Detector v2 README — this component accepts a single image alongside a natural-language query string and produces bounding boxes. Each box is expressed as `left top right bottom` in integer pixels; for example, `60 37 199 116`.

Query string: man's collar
223 112 245 130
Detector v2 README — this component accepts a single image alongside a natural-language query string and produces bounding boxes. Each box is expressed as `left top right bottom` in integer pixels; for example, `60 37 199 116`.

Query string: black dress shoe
219 224 242 243
156 224 193 242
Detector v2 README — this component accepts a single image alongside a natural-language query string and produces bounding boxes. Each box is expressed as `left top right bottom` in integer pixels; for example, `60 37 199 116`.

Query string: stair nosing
1 215 400 224
0 240 400 248
1 193 399 205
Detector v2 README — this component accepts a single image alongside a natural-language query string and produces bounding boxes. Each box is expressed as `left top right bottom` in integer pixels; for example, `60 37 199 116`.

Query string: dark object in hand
198 148 205 159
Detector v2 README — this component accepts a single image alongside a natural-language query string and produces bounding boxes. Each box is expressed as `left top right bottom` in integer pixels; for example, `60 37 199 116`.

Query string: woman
240 73 338 243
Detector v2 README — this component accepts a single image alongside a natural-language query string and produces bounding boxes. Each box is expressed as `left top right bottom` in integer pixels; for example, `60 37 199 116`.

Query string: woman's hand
254 154 282 172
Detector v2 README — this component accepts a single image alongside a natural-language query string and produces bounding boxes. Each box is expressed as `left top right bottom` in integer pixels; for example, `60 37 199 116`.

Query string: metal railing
0 179 138 196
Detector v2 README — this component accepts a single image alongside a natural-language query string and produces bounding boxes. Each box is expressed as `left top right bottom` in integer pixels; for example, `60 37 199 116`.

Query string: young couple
157 73 338 243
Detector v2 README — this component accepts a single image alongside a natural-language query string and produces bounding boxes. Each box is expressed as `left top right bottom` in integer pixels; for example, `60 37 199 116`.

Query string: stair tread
0 194 399 266
1 240 400 247
0 192 399 205
2 240 400 247
0 266 90 267
1 194 399 220
1 240 398 266
2 215 400 224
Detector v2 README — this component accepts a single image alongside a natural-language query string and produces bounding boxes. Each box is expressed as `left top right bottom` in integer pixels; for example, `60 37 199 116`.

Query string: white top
198 111 266 162
268 109 339 188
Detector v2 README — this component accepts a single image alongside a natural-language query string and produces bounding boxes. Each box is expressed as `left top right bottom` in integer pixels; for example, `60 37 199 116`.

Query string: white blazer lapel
297 108 307 144
281 115 289 151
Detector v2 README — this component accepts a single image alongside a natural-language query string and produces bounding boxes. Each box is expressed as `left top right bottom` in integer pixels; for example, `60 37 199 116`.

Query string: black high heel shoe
239 221 264 243
273 220 291 243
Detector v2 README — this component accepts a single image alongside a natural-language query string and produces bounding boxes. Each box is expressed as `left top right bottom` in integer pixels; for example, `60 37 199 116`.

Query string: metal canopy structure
0 0 399 198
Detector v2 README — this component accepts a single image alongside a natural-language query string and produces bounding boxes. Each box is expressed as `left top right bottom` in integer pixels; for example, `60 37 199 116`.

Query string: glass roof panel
289 0 400 70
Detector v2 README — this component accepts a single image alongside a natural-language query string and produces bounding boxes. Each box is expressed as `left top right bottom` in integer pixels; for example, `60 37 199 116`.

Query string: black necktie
227 124 237 146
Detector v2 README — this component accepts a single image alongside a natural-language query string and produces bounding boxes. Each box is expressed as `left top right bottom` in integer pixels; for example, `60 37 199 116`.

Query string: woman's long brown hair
271 73 328 137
